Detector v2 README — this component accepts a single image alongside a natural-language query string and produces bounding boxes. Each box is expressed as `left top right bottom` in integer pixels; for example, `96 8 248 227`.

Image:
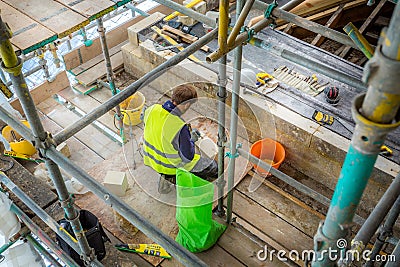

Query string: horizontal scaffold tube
53 28 218 145
153 0 216 27
248 37 367 92
46 147 208 267
0 110 207 266
10 202 80 267
0 173 103 266
207 1 358 62
237 147 366 225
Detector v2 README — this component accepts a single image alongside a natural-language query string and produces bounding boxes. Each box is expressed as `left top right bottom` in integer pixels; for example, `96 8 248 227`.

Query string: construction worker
142 84 218 193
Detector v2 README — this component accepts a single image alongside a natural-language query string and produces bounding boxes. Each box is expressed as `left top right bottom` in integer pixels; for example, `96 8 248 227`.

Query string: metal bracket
264 0 278 20
240 26 256 44
217 77 228 88
60 194 75 209
225 151 239 159
0 57 22 76
217 133 227 147
362 44 400 93
0 20 12 43
38 132 57 159
352 94 400 153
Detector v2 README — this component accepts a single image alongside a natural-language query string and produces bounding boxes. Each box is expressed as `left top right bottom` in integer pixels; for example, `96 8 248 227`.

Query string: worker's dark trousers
163 157 218 183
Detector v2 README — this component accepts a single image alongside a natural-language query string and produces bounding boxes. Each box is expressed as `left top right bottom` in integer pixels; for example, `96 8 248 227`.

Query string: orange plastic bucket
250 138 285 176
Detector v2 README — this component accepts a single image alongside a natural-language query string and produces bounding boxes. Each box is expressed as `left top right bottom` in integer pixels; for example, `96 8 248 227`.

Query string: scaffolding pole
226 0 244 224
152 0 216 27
312 2 400 266
385 237 400 266
97 17 125 141
53 28 218 145
45 147 208 267
207 1 358 62
365 196 400 266
0 173 103 266
216 55 227 217
340 171 400 265
0 14 95 265
26 235 64 267
248 37 367 92
10 203 79 267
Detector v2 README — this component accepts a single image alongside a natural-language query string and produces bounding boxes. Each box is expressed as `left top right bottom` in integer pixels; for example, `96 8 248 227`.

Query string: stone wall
122 25 400 217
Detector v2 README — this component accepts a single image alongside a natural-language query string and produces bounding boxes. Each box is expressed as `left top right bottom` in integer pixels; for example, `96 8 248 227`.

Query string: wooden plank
39 112 104 171
62 4 172 70
289 0 360 18
339 0 386 58
160 245 245 267
217 225 290 267
70 41 127 76
237 174 321 237
311 4 344 47
75 51 124 87
4 0 87 35
248 170 325 220
55 0 114 18
57 87 116 130
162 25 197 42
161 25 210 52
10 71 70 114
0 1 55 51
232 191 314 253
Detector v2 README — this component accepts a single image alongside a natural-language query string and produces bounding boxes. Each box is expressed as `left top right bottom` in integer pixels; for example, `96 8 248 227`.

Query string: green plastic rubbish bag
175 168 226 253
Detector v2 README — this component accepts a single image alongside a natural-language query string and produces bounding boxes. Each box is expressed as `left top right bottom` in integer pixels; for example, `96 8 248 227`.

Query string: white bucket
0 192 20 240
0 241 45 267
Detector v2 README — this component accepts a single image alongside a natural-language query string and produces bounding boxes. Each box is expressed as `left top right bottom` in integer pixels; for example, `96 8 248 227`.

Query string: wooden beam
283 22 295 34
339 0 387 58
311 4 345 47
276 0 366 30
10 71 70 114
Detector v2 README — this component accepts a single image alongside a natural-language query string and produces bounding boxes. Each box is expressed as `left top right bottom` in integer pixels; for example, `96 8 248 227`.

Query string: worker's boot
158 174 172 194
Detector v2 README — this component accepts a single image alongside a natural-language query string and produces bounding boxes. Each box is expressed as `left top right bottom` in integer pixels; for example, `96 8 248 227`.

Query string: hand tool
312 110 334 125
115 243 172 259
380 145 393 157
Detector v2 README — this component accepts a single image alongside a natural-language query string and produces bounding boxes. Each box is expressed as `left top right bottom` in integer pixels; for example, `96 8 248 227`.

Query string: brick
127 12 165 46
103 171 128 197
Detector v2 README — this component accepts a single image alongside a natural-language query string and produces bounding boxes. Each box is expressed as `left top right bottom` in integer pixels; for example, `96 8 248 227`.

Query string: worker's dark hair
171 84 198 105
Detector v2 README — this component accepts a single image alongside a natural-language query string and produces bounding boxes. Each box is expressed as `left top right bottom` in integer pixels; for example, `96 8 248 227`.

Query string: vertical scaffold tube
0 14 94 265
226 0 244 224
312 3 400 266
97 18 125 141
216 55 227 217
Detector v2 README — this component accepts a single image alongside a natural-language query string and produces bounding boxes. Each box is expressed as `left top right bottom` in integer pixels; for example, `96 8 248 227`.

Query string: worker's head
172 84 198 113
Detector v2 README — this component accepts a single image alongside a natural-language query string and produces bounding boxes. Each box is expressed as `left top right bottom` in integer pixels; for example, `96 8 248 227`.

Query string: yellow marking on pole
59 227 78 243
151 26 200 62
164 0 203 21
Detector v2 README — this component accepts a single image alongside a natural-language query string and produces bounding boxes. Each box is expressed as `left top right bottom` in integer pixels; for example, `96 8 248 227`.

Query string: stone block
103 171 128 197
127 12 165 46
179 1 206 26
56 142 70 158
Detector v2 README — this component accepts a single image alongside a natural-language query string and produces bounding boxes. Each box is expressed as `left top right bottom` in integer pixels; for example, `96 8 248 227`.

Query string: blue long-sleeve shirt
162 100 195 162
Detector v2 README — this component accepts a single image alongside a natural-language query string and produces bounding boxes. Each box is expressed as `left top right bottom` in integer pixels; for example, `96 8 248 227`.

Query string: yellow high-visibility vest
143 104 200 175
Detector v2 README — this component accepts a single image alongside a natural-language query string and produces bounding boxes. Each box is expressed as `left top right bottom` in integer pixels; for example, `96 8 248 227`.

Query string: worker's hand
190 128 201 142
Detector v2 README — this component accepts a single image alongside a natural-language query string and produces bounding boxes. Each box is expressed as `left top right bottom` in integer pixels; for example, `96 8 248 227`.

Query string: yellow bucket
120 92 145 126
2 120 37 156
